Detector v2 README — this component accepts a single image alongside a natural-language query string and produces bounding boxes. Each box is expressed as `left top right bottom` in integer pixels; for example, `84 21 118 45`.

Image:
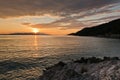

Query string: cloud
0 0 119 18
1 0 120 32
22 18 87 30
22 23 31 26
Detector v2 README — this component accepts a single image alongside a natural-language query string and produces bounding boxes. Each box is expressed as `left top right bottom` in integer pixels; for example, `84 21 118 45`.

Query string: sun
32 28 39 33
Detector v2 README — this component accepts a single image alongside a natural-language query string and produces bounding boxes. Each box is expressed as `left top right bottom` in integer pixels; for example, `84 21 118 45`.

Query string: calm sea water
0 35 120 80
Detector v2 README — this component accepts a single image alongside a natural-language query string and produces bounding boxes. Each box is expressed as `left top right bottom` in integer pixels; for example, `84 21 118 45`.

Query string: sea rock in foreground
39 57 120 80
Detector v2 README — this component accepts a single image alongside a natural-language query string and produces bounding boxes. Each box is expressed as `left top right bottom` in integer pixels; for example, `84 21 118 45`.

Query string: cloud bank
0 0 119 18
0 0 120 30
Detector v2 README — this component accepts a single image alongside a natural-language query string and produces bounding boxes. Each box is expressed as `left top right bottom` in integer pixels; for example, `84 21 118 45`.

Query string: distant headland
69 18 120 38
0 32 49 35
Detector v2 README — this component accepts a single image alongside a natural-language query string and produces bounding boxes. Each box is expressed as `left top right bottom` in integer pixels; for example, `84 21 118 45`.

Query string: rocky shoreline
39 57 120 80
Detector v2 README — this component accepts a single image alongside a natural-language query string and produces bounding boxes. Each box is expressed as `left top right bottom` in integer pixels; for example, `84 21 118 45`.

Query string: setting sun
32 28 39 33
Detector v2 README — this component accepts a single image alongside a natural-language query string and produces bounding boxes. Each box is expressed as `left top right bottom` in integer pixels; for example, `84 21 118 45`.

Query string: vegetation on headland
69 18 120 39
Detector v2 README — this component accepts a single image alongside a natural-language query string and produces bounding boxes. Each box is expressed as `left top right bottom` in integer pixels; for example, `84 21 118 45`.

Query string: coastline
69 34 120 39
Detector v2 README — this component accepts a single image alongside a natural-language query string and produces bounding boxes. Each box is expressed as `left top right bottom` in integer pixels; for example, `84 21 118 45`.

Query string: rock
39 57 120 80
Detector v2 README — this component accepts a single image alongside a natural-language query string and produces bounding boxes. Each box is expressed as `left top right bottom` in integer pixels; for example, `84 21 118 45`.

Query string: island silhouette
0 32 49 35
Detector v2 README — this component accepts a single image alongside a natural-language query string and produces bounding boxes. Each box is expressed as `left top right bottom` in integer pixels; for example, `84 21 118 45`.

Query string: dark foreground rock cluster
39 57 120 80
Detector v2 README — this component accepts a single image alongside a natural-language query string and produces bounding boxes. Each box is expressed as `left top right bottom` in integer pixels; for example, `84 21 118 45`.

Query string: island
0 32 49 35
69 18 120 38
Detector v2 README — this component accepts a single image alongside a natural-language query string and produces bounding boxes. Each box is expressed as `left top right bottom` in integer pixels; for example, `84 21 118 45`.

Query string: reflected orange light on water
32 35 39 57
34 35 38 50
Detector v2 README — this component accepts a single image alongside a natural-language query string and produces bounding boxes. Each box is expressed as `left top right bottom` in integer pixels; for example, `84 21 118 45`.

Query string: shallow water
0 35 120 80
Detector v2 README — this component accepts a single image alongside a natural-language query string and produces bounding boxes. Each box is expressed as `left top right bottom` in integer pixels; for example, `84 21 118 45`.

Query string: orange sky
0 15 82 35
0 1 119 35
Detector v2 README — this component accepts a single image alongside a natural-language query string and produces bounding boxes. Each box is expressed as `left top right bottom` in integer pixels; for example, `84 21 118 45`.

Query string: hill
69 19 120 38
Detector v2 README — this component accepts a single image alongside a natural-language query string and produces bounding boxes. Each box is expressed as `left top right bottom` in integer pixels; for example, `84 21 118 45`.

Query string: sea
0 35 120 80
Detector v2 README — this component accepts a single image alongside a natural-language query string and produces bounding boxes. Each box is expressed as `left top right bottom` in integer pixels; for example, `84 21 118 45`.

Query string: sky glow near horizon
0 0 120 35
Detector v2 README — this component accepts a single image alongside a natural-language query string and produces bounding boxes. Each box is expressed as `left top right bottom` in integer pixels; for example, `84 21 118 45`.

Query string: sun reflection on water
32 35 39 57
34 35 38 50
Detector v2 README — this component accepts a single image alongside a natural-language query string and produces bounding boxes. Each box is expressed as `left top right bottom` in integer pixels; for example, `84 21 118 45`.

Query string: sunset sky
0 0 120 35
